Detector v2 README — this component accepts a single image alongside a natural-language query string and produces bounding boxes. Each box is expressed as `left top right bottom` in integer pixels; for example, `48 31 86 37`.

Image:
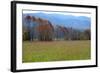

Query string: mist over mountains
23 12 91 30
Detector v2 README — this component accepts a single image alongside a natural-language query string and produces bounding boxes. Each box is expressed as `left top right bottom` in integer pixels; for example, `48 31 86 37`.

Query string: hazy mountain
23 12 91 30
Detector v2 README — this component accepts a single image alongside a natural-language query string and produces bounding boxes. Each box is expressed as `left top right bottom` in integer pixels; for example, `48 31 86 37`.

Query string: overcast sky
23 10 91 17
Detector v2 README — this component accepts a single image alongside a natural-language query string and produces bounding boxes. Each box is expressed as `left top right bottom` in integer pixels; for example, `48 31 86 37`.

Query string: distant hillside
23 12 91 30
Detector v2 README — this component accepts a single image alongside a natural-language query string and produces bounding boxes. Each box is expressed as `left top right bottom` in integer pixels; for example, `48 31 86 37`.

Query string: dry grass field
22 40 91 63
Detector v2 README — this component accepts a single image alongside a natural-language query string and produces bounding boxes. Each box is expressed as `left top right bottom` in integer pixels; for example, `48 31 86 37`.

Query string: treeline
23 15 90 41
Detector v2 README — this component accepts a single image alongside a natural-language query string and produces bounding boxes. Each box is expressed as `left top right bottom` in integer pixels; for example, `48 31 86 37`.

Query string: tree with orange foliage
37 19 54 41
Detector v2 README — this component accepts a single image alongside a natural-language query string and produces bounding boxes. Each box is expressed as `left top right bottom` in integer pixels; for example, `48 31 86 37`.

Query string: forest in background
23 15 91 41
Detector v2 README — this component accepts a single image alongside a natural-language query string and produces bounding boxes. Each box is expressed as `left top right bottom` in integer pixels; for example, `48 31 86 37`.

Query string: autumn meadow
22 11 91 63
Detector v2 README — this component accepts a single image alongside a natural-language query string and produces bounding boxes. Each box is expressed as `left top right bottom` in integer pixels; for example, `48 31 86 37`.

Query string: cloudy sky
23 10 91 17
23 10 91 18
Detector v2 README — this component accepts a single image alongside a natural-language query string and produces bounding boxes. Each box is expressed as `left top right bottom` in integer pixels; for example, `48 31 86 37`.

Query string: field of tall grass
22 40 90 63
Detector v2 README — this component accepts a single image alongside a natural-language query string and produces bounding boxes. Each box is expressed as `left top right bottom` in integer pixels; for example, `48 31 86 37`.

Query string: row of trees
23 15 91 41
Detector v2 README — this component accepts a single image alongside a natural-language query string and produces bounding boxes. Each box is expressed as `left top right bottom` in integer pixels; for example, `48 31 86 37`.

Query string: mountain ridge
23 12 91 30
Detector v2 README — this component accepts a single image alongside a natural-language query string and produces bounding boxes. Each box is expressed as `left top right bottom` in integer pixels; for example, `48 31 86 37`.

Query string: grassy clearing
22 40 91 63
